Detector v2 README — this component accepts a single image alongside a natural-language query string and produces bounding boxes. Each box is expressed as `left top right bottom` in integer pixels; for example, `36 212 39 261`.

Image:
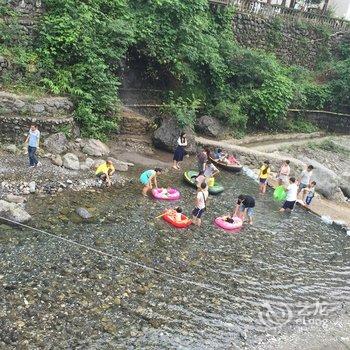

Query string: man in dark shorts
192 182 208 226
233 194 255 225
280 177 298 212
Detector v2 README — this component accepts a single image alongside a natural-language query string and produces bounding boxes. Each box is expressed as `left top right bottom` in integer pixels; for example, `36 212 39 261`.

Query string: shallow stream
1 163 350 349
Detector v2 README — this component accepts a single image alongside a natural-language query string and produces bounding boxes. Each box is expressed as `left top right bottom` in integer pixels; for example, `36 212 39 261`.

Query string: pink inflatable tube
152 188 180 200
215 216 243 231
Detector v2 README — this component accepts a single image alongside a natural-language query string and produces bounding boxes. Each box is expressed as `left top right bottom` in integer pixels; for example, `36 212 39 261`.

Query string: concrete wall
289 109 350 133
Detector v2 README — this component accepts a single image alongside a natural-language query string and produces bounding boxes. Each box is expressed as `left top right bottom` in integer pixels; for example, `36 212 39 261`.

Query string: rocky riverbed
1 157 350 349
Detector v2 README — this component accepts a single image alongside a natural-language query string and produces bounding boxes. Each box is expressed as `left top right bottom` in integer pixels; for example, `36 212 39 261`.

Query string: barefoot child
277 160 290 186
259 160 270 194
280 177 298 212
139 168 162 197
302 181 316 206
298 165 314 194
192 182 208 226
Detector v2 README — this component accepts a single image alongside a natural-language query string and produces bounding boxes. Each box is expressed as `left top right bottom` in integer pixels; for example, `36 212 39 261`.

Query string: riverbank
196 134 350 232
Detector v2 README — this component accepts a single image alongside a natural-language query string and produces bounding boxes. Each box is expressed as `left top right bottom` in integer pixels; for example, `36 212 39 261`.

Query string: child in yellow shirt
258 160 270 194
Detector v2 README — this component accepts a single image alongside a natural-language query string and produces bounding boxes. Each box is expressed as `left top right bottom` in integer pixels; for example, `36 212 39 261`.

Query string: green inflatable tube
183 170 224 195
273 186 287 201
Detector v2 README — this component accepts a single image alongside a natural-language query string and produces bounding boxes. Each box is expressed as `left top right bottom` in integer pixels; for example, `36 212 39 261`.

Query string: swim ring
152 188 180 200
273 186 287 201
163 210 192 228
215 216 243 231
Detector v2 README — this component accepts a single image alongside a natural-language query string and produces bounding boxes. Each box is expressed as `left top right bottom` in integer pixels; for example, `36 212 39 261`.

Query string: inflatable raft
209 156 242 173
183 170 224 195
215 216 243 231
163 210 192 228
152 188 180 200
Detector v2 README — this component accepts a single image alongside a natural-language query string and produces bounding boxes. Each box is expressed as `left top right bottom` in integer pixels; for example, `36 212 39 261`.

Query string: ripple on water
1 165 350 349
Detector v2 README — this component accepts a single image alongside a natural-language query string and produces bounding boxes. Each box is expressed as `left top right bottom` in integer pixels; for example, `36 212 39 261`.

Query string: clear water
1 165 350 349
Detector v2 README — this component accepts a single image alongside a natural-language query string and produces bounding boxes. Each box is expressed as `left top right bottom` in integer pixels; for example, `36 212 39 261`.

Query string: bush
165 95 201 129
211 100 247 131
244 73 295 129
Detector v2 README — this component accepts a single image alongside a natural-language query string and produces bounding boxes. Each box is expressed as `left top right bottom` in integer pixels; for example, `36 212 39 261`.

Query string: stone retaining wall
0 91 77 141
0 91 74 118
0 115 76 142
233 12 347 69
289 109 350 133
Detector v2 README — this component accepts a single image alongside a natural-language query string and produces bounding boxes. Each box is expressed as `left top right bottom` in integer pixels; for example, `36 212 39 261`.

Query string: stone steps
119 107 152 135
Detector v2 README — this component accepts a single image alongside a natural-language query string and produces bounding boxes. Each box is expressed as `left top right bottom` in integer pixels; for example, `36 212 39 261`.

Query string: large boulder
196 115 224 138
62 153 80 170
340 172 350 198
298 157 342 199
153 118 196 154
107 157 129 172
0 200 31 224
44 133 69 154
82 139 110 157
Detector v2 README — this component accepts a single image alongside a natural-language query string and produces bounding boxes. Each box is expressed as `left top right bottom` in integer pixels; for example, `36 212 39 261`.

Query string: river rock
4 144 18 154
29 181 36 193
298 157 341 199
196 115 224 138
80 157 94 170
92 159 105 170
82 139 110 157
107 157 128 172
340 172 350 198
51 154 63 167
44 133 69 154
5 194 25 204
0 200 32 224
153 117 196 154
62 153 80 170
75 207 93 220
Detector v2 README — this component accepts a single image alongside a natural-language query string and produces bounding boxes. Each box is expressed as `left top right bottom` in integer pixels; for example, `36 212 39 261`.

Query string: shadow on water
1 161 350 349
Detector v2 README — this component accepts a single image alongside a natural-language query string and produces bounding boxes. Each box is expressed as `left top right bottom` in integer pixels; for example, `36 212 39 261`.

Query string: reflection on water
1 164 350 349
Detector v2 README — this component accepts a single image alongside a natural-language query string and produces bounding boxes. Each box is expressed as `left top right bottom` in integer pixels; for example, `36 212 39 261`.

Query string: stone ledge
0 91 74 118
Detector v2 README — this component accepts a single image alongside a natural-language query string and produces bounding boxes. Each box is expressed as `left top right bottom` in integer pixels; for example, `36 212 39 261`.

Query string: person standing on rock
173 132 187 170
25 124 41 168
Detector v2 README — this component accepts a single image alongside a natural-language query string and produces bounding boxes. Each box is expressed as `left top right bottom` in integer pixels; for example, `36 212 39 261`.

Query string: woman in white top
173 132 188 170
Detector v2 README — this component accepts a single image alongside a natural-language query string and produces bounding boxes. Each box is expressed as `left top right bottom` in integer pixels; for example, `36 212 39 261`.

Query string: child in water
167 207 183 222
302 181 316 206
259 160 270 194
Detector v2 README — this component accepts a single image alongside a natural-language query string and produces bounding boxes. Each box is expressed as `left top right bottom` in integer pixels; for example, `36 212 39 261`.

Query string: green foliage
36 0 134 138
242 69 295 129
307 139 350 154
211 100 248 131
2 0 348 138
165 95 201 129
286 117 319 133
